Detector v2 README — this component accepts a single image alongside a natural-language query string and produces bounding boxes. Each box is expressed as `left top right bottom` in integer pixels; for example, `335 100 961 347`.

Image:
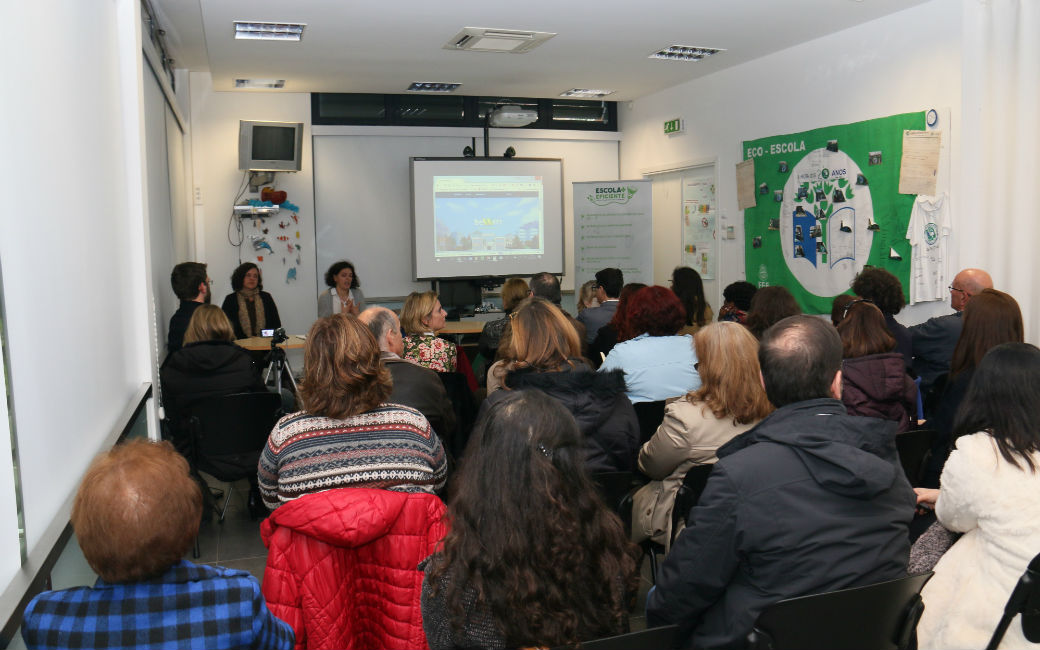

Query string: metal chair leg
218 484 234 522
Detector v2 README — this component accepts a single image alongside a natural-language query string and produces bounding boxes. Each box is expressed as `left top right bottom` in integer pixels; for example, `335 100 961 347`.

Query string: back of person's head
836 300 896 358
183 304 235 345
324 260 360 288
429 390 638 648
830 294 855 327
594 268 624 299
230 262 263 291
607 282 647 341
950 288 1023 378
759 315 842 407
953 343 1040 472
625 286 686 339
690 322 773 425
505 297 580 372
745 286 802 339
577 280 598 311
399 291 439 335
529 272 562 305
299 314 391 419
671 266 709 327
359 306 399 351
723 281 757 312
851 267 905 315
501 277 530 312
72 439 201 583
170 262 207 300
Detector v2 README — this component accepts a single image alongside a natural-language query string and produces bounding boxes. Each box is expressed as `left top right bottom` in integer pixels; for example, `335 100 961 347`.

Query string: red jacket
261 488 448 650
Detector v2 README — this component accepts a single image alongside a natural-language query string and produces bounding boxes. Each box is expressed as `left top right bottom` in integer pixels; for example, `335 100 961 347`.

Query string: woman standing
317 260 366 318
401 291 457 372
220 262 281 339
421 390 639 650
914 343 1040 650
632 322 772 547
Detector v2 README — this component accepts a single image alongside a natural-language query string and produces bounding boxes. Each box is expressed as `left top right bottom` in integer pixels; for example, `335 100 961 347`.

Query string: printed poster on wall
573 180 653 290
682 168 717 280
741 111 925 314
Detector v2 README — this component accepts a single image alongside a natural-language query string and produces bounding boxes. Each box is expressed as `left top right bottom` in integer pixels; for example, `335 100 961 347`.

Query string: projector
488 105 538 127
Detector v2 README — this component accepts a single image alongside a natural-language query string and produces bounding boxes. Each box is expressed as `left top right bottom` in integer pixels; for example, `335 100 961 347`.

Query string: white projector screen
411 157 564 280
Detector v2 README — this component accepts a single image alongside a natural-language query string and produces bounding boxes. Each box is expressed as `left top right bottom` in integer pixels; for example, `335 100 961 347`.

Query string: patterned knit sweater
258 404 447 510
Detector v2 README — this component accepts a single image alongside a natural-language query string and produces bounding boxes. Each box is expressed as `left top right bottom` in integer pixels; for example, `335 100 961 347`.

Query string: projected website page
433 176 545 261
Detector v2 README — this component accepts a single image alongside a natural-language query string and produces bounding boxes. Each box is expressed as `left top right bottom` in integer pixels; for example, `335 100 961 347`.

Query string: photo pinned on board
868 152 883 165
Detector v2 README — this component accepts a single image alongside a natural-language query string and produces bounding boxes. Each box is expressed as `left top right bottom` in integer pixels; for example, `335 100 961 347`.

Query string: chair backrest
747 572 933 650
895 428 937 486
913 375 924 422
591 471 641 514
632 400 666 445
437 371 477 458
187 391 282 480
670 463 713 543
985 550 1040 650
548 624 680 650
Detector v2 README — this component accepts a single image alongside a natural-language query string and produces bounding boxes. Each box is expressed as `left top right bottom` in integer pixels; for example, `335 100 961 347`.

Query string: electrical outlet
193 186 203 205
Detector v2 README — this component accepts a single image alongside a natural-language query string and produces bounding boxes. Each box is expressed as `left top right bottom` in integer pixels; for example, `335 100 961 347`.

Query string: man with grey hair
648 315 913 649
911 267 993 395
359 307 455 440
529 271 587 347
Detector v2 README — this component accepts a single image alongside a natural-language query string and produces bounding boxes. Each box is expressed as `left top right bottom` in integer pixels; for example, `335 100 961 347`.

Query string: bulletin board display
741 111 925 314
681 166 717 280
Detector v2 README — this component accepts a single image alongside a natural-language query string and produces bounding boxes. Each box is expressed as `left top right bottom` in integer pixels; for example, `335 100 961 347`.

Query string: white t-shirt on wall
906 193 950 304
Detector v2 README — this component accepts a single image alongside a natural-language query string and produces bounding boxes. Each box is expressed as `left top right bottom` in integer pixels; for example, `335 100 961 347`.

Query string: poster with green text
742 112 924 314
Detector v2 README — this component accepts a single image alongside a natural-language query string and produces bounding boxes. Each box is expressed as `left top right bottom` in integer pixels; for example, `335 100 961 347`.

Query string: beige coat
632 397 756 548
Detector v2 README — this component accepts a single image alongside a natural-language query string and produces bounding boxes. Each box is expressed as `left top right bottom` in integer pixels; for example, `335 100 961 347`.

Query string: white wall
619 0 962 327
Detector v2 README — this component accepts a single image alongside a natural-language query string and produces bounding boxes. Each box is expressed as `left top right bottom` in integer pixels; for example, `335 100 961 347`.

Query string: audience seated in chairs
483 297 639 473
258 314 447 510
421 390 640 650
400 290 457 372
21 440 294 650
912 343 1040 650
835 299 917 432
632 322 772 549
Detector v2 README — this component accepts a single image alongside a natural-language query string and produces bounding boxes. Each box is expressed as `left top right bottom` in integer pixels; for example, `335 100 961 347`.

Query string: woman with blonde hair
632 322 773 547
577 280 600 312
483 297 639 473
400 290 457 372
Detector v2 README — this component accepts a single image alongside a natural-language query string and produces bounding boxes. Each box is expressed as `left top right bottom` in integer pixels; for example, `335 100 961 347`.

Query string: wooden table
439 320 488 336
234 335 307 351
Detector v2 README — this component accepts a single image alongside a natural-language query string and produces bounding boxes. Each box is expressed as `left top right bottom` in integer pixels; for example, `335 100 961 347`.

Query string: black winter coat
647 398 914 649
482 364 639 473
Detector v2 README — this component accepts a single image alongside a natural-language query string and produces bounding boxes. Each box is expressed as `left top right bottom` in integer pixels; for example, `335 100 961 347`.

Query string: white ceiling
152 0 929 102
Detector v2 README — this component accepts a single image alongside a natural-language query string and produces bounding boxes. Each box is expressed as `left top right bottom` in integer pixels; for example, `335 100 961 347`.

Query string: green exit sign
663 118 684 134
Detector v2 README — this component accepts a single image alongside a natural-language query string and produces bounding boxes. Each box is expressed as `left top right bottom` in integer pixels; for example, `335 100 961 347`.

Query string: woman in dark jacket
835 300 917 432
484 297 639 473
220 262 281 340
851 267 911 367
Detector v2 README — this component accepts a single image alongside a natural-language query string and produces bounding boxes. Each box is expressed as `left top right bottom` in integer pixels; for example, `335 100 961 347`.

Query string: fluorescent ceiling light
234 21 306 41
235 79 286 89
649 45 725 61
560 89 615 98
445 27 556 53
407 82 462 93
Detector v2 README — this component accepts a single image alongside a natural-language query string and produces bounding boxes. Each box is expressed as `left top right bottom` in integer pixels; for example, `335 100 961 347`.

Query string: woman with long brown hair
421 389 640 649
744 285 801 339
632 322 773 547
484 297 639 472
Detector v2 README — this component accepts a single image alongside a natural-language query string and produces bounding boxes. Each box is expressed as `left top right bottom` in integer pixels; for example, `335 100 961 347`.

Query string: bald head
359 306 403 356
951 268 993 311
759 315 843 407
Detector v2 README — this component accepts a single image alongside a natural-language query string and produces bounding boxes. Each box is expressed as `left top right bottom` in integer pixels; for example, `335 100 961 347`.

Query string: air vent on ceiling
235 79 286 89
234 21 306 41
407 82 462 93
649 45 725 62
560 89 615 98
444 27 556 53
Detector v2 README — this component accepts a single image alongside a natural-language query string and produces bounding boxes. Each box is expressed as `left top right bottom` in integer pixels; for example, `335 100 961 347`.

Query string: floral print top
403 333 458 373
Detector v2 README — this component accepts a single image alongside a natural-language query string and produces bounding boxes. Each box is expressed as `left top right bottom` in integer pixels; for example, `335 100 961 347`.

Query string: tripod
264 340 298 394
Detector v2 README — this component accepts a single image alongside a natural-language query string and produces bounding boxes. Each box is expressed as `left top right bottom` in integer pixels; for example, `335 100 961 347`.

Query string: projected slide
433 176 544 260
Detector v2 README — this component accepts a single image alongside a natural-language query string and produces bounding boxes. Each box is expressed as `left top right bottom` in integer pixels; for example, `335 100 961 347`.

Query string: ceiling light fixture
649 45 725 62
406 82 462 93
560 89 615 98
444 27 556 53
234 79 286 89
233 21 306 41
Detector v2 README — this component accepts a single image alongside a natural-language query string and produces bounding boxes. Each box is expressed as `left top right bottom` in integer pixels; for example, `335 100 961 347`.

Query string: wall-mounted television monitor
238 120 304 171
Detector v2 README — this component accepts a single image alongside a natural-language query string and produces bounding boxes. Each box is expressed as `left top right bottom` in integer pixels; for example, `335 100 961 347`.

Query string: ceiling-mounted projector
488 105 538 127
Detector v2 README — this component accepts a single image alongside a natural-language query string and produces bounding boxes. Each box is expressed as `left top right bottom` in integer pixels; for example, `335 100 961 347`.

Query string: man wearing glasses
910 267 993 396
576 268 623 344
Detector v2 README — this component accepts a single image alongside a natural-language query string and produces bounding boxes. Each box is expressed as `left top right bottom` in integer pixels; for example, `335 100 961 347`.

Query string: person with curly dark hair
718 281 757 324
671 266 713 335
851 267 912 367
220 262 282 339
744 286 801 339
421 389 640 650
599 286 700 403
317 260 366 317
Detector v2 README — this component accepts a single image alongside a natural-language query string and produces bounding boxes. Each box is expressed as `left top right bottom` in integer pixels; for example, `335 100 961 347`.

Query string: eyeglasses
841 298 875 321
948 285 967 296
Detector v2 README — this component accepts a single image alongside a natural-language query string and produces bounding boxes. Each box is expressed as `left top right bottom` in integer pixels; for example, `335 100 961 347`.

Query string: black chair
548 624 680 650
985 550 1040 650
746 572 933 650
186 391 282 522
896 428 937 486
437 371 478 460
632 400 666 446
592 471 644 514
670 463 714 543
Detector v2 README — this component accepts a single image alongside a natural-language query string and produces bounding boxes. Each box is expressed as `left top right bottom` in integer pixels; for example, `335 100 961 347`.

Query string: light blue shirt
599 334 700 403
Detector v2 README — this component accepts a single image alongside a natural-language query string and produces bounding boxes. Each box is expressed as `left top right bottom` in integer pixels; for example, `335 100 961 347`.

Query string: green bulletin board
742 112 925 314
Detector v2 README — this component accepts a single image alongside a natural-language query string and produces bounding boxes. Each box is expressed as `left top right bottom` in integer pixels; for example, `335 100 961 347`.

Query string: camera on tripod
270 327 288 347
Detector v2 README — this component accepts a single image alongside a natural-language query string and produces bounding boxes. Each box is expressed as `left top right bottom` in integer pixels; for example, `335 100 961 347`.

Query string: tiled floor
192 476 269 582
